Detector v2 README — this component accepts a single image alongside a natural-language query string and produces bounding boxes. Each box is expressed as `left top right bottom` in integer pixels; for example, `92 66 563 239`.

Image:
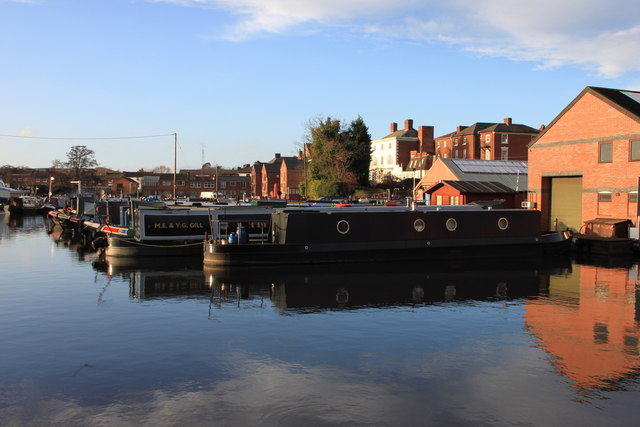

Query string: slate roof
441 158 528 191
437 122 539 139
380 128 419 139
282 157 304 170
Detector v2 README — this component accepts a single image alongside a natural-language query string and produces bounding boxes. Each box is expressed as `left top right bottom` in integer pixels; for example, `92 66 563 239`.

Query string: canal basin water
1 213 640 425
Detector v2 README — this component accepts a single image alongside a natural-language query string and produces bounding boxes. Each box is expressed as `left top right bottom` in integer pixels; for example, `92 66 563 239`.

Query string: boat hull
105 236 203 257
203 231 571 266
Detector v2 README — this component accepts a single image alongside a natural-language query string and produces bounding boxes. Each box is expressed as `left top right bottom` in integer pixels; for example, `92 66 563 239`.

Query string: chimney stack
404 119 413 130
504 117 512 126
418 126 435 154
275 153 281 159
390 122 397 133
539 124 546 131
456 125 465 133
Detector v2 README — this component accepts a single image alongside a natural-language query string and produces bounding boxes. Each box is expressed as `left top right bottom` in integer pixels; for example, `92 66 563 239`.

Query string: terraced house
435 118 540 161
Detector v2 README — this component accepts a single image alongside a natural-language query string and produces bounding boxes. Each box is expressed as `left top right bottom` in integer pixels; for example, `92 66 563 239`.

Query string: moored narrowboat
203 206 572 266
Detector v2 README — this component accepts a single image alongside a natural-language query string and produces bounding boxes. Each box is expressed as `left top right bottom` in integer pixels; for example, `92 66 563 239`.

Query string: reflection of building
525 263 640 391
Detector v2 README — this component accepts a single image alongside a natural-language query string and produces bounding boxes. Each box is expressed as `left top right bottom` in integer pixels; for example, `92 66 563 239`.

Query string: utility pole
173 133 177 202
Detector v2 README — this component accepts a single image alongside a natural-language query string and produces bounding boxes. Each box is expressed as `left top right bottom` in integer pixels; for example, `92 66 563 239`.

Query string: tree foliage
65 145 98 179
304 115 371 198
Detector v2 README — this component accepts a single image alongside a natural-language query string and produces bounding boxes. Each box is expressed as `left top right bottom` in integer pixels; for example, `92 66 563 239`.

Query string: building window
501 134 508 144
485 134 491 144
436 141 440 148
484 149 491 160
203 182 215 188
220 182 227 189
388 143 391 149
501 147 508 160
454 138 458 146
599 142 612 163
463 149 467 159
444 141 447 148
190 182 202 188
454 151 458 158
629 192 638 203
598 192 612 202
463 137 467 145
162 180 171 186
388 155 392 164
630 140 640 161
176 180 185 186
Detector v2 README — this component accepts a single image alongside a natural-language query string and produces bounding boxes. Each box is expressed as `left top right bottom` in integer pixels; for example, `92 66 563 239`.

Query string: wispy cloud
151 0 640 78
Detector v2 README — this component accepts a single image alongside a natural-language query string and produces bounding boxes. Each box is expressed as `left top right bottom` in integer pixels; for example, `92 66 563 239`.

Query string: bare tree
65 145 98 179
152 165 172 173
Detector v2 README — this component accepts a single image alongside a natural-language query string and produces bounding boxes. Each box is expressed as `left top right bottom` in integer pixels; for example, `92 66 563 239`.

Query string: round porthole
446 218 458 231
498 217 509 231
414 219 425 232
337 219 350 234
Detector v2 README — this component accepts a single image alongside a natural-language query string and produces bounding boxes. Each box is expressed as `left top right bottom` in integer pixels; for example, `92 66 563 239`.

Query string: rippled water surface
2 213 640 426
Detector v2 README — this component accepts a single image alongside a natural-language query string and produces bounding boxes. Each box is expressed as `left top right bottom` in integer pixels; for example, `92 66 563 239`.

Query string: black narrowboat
203 206 572 266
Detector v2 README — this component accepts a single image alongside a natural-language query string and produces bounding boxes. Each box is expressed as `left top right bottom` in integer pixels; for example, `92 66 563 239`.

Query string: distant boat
7 196 46 215
0 180 27 212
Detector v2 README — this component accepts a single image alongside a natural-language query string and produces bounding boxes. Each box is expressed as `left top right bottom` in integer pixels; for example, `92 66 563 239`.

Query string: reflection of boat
204 206 572 266
204 257 572 311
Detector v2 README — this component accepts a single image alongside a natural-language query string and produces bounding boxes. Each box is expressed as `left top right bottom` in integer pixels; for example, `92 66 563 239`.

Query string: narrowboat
203 206 572 266
101 205 274 257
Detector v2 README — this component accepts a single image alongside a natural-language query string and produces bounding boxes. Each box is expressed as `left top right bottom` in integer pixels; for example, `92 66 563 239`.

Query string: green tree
65 145 97 180
304 115 371 198
345 115 372 187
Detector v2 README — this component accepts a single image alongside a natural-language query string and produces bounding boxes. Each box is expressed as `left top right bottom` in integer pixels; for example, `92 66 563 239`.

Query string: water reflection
525 262 640 394
94 256 571 309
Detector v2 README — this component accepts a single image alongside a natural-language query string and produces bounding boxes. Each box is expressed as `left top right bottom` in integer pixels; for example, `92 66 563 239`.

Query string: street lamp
48 176 55 202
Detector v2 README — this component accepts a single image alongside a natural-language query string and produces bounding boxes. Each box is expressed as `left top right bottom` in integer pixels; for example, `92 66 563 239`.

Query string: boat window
337 220 350 234
414 219 425 232
498 217 509 230
446 218 457 231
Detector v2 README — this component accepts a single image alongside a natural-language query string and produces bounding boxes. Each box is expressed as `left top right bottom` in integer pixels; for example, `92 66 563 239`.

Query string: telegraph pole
173 133 177 202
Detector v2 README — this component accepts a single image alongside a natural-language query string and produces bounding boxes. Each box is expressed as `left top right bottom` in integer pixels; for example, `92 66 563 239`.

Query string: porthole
414 219 425 232
337 219 350 234
498 217 509 231
446 218 458 231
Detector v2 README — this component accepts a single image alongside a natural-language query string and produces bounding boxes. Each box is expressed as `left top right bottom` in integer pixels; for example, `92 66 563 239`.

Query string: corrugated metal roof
442 158 528 191
444 180 515 194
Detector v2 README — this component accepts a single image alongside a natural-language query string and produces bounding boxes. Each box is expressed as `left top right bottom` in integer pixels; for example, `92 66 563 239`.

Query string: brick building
435 118 540 161
414 158 527 205
370 119 435 183
527 86 640 232
280 157 304 200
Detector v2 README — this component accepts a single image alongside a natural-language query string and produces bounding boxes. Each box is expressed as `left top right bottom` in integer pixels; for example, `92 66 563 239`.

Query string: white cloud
150 0 640 78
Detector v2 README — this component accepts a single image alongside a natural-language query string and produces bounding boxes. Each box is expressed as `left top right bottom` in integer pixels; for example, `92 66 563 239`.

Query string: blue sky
1 0 639 172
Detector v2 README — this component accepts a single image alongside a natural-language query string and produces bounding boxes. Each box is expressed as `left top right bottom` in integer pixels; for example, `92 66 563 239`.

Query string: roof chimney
504 117 512 126
539 124 546 131
404 119 413 130
456 125 464 133
418 126 435 154
275 153 281 159
390 122 397 133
